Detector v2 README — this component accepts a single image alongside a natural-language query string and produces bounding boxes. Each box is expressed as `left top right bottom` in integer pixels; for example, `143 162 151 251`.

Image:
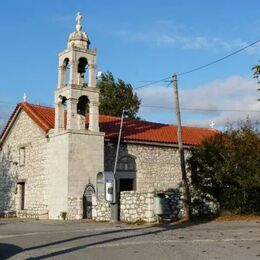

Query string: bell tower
47 12 104 220
54 12 99 132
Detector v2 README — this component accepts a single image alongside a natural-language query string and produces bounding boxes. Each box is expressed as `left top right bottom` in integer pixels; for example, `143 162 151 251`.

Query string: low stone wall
118 189 219 223
92 186 219 223
120 191 156 222
191 191 219 216
160 189 183 220
92 195 111 221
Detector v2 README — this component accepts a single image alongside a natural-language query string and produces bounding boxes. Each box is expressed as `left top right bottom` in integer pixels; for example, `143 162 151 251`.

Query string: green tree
97 71 141 119
252 62 260 83
188 121 260 214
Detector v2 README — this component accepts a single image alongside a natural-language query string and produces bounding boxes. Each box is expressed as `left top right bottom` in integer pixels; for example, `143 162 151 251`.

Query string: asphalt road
0 218 259 260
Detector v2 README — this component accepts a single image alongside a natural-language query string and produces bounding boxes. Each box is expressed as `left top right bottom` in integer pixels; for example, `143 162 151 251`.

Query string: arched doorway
116 155 136 192
83 183 95 219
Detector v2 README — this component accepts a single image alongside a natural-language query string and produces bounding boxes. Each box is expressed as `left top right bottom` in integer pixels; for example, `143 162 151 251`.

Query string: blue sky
0 0 259 130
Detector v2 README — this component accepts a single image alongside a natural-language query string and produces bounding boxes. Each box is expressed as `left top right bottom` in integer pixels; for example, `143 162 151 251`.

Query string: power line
134 77 171 89
0 102 259 113
134 39 260 89
177 40 260 77
141 105 260 113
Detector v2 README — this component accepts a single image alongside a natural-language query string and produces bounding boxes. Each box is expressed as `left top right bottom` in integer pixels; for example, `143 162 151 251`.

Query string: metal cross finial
23 93 27 102
210 120 215 129
76 12 83 31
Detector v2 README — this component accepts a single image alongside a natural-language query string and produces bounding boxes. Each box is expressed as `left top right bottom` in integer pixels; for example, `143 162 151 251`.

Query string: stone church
0 13 216 222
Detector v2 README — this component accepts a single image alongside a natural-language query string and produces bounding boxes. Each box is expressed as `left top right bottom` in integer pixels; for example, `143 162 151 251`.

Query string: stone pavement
0 218 259 259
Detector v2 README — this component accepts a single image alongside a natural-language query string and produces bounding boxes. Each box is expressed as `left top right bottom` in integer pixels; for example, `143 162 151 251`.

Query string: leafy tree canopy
253 61 260 84
97 71 141 119
188 120 260 214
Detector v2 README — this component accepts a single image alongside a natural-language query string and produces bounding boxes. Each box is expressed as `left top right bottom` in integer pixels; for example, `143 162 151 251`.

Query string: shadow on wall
157 187 219 221
0 147 17 216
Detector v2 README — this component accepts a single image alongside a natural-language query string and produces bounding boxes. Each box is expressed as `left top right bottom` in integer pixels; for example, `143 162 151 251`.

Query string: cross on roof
76 12 83 31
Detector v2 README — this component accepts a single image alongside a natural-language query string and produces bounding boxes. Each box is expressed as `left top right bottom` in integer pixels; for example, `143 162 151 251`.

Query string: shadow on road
0 243 23 259
17 220 211 259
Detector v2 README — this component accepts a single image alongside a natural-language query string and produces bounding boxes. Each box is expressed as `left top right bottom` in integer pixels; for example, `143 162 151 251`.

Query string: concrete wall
0 111 48 217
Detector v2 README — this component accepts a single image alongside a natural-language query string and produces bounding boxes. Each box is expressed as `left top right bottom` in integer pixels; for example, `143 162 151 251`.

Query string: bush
188 121 260 214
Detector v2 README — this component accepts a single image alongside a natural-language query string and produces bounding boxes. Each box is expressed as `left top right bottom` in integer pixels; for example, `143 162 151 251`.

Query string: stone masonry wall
67 197 83 220
120 191 156 222
0 110 48 218
120 190 219 223
105 142 184 192
92 195 111 221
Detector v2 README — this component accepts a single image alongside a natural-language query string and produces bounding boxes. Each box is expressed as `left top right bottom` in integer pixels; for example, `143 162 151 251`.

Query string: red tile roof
0 102 217 146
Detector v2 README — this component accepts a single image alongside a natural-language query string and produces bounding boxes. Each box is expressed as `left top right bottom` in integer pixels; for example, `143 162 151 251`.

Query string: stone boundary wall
119 189 219 223
120 191 156 222
92 195 111 221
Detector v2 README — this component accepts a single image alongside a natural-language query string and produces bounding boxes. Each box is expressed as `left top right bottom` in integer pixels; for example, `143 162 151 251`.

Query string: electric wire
141 105 260 113
0 101 258 113
134 39 260 89
177 39 260 77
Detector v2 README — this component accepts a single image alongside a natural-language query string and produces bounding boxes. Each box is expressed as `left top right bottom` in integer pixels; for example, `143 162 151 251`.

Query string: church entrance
119 178 134 191
83 184 95 219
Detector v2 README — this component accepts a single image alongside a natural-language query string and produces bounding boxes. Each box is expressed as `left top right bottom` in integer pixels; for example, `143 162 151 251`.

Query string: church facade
0 14 216 221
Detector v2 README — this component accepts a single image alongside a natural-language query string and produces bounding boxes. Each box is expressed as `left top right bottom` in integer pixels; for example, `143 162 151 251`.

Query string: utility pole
172 74 191 221
111 109 124 222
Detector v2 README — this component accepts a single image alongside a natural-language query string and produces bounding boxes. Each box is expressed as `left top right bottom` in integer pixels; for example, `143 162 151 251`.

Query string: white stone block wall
92 194 111 221
0 111 48 217
120 191 156 222
119 190 219 223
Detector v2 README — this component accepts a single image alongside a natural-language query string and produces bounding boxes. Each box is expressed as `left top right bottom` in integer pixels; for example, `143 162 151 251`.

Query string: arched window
78 57 88 85
63 58 70 85
96 172 104 199
77 95 89 116
117 156 136 172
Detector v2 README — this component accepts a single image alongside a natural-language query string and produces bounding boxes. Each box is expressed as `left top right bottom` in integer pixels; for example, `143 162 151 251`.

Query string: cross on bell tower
54 12 99 132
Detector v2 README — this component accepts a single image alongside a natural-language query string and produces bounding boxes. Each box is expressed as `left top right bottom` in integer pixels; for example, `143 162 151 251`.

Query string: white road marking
91 237 260 249
0 227 134 239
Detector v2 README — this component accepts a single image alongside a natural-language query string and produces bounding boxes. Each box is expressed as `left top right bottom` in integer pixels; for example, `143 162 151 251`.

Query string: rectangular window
19 147 25 166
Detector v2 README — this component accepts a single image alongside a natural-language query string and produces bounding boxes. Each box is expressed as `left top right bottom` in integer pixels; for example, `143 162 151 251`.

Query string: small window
19 147 25 166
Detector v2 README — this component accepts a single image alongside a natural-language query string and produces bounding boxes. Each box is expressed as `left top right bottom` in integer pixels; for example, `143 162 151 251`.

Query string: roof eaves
20 103 51 133
104 137 194 148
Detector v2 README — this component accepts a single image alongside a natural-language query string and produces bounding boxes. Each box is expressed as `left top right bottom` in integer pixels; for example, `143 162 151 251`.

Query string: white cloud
136 76 260 128
112 21 260 52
